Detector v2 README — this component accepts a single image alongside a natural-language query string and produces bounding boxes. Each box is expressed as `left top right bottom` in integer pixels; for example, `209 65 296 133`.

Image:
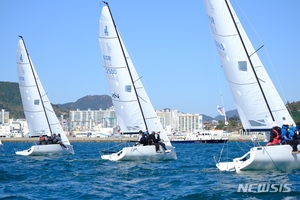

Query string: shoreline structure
1 134 266 143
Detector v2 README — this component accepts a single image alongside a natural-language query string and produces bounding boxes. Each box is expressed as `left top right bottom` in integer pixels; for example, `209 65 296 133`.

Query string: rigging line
225 0 275 122
217 140 227 163
233 0 264 45
216 65 224 108
264 48 291 114
234 140 247 154
233 0 290 116
262 146 280 170
214 44 226 118
227 141 229 162
214 52 223 103
249 45 264 58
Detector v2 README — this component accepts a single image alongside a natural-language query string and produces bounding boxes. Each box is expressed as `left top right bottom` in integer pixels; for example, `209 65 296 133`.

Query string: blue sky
1 0 299 117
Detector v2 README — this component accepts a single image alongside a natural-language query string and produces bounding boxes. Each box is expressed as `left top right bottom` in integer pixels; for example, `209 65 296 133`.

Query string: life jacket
267 127 281 145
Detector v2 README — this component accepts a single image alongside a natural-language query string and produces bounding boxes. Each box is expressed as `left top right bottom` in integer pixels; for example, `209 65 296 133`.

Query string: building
156 109 203 134
69 107 117 132
0 109 9 124
156 109 180 133
178 113 202 133
0 109 10 137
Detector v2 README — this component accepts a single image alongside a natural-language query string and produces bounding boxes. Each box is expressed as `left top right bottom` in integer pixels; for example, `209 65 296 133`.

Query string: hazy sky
1 0 299 117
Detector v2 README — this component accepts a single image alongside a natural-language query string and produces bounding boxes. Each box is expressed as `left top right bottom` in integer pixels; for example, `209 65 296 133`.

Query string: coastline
0 134 266 143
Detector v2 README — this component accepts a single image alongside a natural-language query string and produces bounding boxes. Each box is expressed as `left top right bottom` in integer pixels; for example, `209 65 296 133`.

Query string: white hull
216 145 300 172
101 145 177 161
15 144 74 156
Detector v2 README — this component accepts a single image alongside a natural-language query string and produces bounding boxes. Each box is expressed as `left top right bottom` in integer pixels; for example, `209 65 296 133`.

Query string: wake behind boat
204 0 299 172
98 2 176 161
15 36 74 156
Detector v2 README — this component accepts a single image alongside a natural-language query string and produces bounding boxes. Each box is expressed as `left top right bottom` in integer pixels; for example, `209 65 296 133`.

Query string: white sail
99 5 169 144
204 0 294 131
17 38 70 145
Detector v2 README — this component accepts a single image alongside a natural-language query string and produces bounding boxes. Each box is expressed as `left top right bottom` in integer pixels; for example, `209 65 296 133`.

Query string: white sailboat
98 2 176 161
15 36 74 156
204 0 299 172
0 140 3 151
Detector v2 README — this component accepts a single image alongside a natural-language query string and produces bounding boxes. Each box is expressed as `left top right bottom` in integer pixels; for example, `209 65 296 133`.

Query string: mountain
201 114 214 122
201 109 239 122
0 81 24 118
1 81 299 122
57 95 113 110
0 81 113 119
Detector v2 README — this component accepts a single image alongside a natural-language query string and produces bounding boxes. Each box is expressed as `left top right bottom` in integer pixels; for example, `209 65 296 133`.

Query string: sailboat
98 2 177 161
0 140 3 151
204 0 299 172
15 36 74 156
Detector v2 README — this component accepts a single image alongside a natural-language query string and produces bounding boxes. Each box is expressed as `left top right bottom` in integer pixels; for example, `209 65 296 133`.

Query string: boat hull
15 144 74 156
101 145 177 161
217 145 300 172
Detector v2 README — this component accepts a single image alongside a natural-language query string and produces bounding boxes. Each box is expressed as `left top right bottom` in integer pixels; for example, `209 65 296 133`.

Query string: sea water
0 142 300 199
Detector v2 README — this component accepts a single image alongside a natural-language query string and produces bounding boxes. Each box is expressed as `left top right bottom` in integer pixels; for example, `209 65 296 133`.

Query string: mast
224 0 275 123
18 35 53 136
103 2 149 132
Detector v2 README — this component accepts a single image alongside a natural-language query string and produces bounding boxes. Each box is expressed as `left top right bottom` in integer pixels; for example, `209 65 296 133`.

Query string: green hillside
0 81 24 118
0 81 113 119
0 81 299 123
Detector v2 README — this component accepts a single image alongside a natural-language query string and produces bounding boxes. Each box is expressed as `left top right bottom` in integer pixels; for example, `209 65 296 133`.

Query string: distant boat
98 2 176 161
171 130 228 144
89 131 112 138
15 36 74 156
204 0 299 172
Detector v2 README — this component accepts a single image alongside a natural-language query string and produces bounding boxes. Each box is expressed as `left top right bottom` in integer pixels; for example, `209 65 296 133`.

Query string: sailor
52 133 57 144
39 135 47 145
281 121 299 154
153 131 170 153
296 122 300 144
136 130 147 146
56 133 68 149
281 122 290 144
266 122 281 146
289 125 299 154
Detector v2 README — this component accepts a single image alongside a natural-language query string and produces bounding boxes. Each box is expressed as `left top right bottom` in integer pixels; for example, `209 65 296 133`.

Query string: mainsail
99 5 169 143
17 37 70 145
204 0 294 131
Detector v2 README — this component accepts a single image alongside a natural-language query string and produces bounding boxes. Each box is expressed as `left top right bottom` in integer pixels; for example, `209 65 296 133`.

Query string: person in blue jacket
281 122 299 153
281 123 289 144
